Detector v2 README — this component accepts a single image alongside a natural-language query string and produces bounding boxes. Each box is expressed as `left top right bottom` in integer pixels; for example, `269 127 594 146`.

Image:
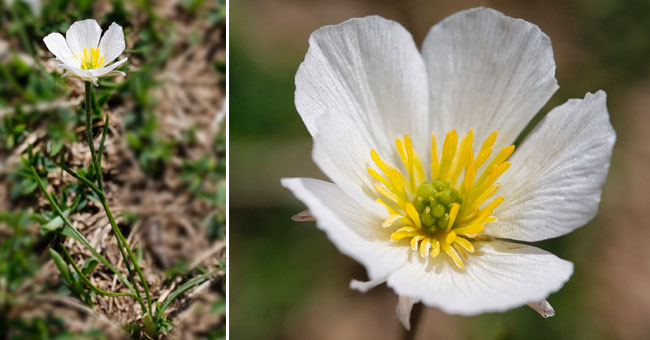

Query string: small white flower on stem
282 7 615 323
43 19 127 85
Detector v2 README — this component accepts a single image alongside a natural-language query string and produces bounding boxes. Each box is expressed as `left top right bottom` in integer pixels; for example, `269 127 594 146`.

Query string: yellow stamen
445 230 457 244
484 216 498 224
79 47 104 69
371 129 513 270
430 132 439 179
442 242 464 269
396 226 418 233
438 130 458 180
391 231 419 241
419 237 431 257
454 224 485 236
382 214 407 228
404 202 422 229
449 129 473 184
413 152 426 184
430 239 440 257
476 145 515 184
454 237 475 253
374 184 400 205
370 149 391 176
445 203 460 232
480 131 498 153
368 168 393 190
392 227 420 241
376 198 397 215
468 196 504 224
474 147 492 169
395 138 408 169
410 235 422 251
464 163 476 195
404 135 417 193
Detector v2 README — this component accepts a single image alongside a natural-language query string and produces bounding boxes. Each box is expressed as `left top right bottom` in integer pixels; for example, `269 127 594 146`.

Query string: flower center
77 47 104 69
413 180 462 235
368 130 514 269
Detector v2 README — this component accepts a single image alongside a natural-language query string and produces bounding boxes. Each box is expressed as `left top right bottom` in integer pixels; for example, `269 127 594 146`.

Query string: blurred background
231 0 650 339
0 0 225 339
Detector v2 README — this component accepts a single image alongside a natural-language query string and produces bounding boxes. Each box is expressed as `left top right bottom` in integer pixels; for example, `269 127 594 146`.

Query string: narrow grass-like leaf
61 245 136 298
48 248 72 284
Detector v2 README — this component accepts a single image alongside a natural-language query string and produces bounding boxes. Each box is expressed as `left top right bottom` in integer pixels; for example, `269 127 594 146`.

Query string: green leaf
40 209 70 233
143 313 158 337
49 248 72 284
211 298 226 314
81 258 99 276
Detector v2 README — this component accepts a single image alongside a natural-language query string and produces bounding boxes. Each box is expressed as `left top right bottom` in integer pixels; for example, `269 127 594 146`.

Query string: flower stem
84 82 103 191
83 81 153 317
102 199 153 315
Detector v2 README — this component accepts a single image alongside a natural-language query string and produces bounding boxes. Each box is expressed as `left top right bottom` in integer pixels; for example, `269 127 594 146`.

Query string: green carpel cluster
413 180 462 234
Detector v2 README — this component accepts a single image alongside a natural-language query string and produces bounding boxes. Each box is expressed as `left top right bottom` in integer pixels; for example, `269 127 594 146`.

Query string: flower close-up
282 6 615 325
43 19 127 85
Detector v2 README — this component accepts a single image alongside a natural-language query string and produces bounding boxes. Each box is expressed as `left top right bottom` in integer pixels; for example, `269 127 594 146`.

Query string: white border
225 0 230 337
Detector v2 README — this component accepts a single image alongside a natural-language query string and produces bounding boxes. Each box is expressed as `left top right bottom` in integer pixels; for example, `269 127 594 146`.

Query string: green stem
84 82 103 191
102 200 153 315
98 114 109 167
84 81 152 316
59 162 102 197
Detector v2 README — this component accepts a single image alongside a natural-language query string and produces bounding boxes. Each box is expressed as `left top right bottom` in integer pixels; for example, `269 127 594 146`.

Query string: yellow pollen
79 47 104 69
369 130 514 269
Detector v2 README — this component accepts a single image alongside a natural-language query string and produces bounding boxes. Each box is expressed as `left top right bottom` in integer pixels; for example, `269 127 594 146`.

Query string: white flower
43 19 127 85
282 7 615 323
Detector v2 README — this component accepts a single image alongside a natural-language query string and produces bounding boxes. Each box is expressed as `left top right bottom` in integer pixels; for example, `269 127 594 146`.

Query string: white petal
349 278 384 293
98 22 125 65
527 300 555 318
291 209 316 222
422 7 558 150
65 19 102 56
386 241 573 315
311 110 386 214
58 64 94 80
58 59 127 85
43 32 78 67
489 91 615 241
295 15 429 153
396 296 419 330
281 178 408 280
101 70 127 78
89 57 128 78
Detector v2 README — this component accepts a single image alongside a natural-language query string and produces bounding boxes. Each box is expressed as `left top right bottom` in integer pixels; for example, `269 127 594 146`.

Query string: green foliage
2 313 107 340
180 126 226 240
48 248 98 307
579 0 650 85
0 55 63 105
230 41 303 139
0 210 38 293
